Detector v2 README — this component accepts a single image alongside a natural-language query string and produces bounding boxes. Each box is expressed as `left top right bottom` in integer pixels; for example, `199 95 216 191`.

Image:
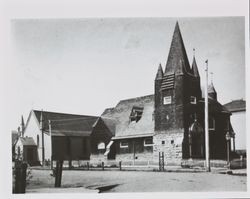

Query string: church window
190 96 197 104
144 138 153 146
97 142 105 150
163 96 172 105
209 118 215 130
130 106 143 123
120 141 128 148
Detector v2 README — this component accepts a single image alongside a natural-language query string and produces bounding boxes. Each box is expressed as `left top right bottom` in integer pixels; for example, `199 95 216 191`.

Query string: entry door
27 147 35 161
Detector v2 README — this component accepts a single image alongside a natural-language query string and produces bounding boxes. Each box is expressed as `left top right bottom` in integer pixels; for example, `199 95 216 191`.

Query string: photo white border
0 0 249 199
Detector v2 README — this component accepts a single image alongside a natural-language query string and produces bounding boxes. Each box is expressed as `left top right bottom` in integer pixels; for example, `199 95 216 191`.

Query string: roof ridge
33 109 98 118
117 94 154 103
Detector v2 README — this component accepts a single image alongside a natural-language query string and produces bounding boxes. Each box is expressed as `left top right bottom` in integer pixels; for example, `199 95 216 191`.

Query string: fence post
102 162 104 170
162 152 164 171
14 162 27 193
119 161 122 171
87 162 89 170
55 160 63 187
159 152 164 171
159 152 161 171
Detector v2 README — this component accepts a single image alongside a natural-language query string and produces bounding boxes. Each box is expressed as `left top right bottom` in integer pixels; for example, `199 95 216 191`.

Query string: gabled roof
101 95 154 139
32 110 98 136
165 22 190 75
92 116 117 136
101 117 117 135
19 137 36 146
223 99 246 113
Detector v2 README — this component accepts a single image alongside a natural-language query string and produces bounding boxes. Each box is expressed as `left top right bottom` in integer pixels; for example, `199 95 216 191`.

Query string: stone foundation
153 129 184 165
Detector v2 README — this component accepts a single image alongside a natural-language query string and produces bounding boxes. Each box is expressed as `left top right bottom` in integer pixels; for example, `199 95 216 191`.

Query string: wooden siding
51 136 90 161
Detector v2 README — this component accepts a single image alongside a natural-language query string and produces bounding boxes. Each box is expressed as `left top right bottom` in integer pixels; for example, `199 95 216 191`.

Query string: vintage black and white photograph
1 0 249 198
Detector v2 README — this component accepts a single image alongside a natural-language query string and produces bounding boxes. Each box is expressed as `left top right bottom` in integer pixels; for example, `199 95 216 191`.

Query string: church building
15 22 233 167
91 22 233 165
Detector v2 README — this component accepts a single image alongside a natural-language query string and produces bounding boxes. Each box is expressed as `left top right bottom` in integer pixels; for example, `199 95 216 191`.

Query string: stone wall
153 129 184 165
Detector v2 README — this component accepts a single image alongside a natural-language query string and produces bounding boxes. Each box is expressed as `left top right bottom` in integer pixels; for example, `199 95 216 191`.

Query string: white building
224 99 246 152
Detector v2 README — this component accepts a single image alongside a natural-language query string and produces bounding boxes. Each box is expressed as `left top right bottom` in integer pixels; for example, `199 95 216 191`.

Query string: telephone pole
40 110 45 166
205 60 211 172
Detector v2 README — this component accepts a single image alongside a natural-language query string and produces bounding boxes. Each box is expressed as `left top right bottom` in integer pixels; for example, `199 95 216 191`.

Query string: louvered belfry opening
161 73 175 90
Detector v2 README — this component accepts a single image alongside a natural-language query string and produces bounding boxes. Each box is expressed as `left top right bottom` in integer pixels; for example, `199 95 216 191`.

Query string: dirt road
26 169 247 193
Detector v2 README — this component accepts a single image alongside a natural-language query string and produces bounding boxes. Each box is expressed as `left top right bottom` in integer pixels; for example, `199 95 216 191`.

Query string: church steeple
191 50 200 78
155 63 163 80
208 82 217 100
165 21 190 75
21 115 25 137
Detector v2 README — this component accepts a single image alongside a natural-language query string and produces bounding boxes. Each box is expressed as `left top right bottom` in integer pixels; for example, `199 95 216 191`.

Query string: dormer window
190 96 197 104
130 106 143 123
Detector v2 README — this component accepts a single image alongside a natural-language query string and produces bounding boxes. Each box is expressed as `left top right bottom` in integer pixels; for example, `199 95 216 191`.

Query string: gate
159 152 164 171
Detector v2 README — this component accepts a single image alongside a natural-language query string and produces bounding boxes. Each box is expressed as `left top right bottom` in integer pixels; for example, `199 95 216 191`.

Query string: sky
6 17 245 131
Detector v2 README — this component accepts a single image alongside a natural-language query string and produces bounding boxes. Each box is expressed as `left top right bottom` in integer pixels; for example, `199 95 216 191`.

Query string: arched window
97 142 105 150
37 134 39 147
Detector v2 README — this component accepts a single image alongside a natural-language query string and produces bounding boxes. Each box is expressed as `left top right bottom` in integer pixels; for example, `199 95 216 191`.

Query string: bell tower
153 22 196 163
154 22 191 133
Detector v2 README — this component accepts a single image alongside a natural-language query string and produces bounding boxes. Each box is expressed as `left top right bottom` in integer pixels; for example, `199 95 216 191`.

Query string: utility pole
49 120 53 170
204 60 211 172
40 110 45 166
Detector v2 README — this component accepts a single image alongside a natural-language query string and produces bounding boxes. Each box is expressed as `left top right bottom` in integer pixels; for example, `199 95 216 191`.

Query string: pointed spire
155 63 163 80
165 21 191 75
17 126 21 137
208 82 217 100
21 115 25 137
191 55 200 78
40 109 44 131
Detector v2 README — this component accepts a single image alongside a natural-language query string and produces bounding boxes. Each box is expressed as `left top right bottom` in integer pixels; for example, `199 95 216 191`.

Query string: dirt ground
26 169 247 193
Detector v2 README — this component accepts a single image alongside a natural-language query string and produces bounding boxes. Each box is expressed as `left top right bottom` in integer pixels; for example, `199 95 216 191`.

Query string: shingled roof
198 98 231 114
32 110 98 136
101 95 154 139
223 99 246 113
164 22 191 75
